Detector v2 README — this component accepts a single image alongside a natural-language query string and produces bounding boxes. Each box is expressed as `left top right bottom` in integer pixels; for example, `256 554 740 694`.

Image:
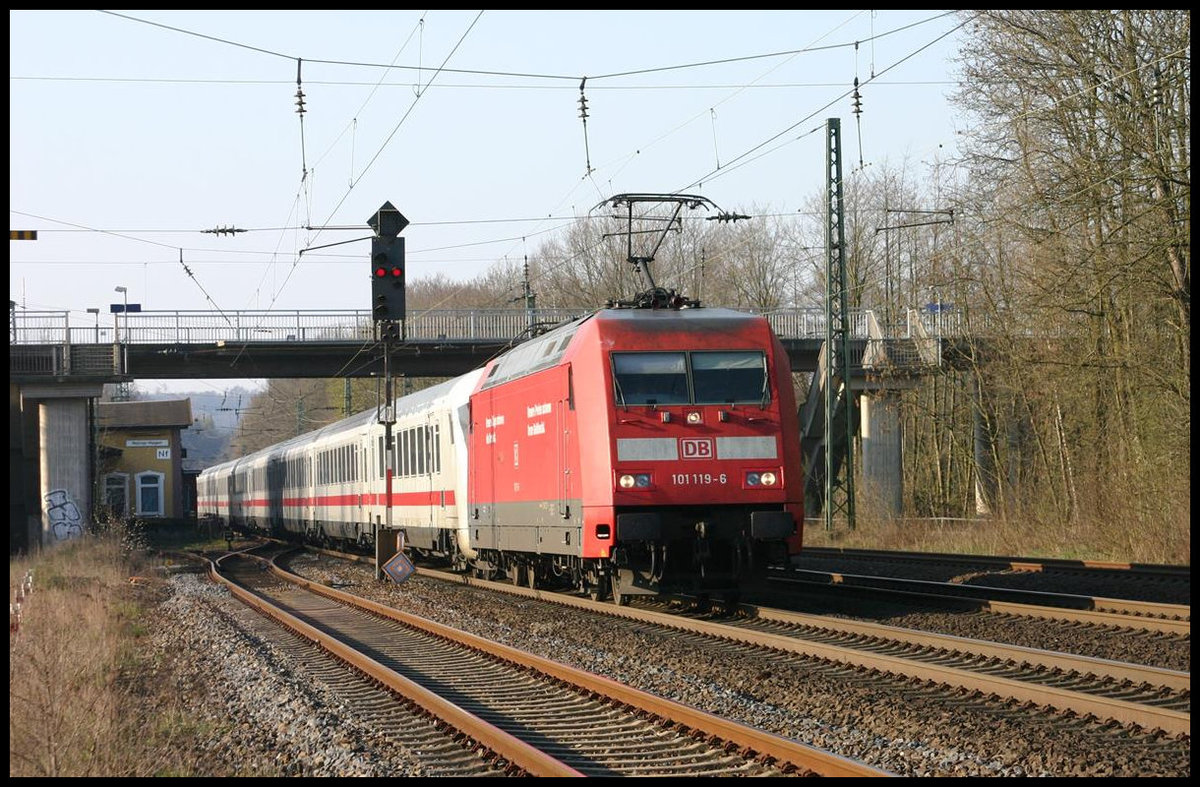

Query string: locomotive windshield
611 351 767 406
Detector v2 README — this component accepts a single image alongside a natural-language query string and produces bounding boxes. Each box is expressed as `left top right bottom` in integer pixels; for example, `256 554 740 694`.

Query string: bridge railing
10 306 968 347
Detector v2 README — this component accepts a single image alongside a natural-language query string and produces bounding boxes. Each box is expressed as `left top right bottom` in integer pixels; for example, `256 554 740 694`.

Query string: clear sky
10 10 966 393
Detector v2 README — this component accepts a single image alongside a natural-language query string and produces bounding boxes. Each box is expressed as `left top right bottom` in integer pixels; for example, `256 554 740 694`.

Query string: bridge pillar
19 383 104 549
859 391 903 518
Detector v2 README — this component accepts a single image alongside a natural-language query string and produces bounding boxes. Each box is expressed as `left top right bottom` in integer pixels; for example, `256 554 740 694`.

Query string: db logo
680 438 714 459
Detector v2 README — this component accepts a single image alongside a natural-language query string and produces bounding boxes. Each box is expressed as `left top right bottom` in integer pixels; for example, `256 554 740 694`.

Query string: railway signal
368 201 408 324
371 236 406 322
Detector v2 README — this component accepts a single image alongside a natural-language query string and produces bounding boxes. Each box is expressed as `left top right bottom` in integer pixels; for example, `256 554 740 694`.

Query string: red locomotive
469 304 803 602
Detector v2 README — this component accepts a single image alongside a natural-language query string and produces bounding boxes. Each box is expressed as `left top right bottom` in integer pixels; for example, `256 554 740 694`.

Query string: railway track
793 547 1190 607
798 547 1190 581
300 544 1190 731
274 545 1192 774
765 568 1191 636
408 567 1189 736
210 545 889 777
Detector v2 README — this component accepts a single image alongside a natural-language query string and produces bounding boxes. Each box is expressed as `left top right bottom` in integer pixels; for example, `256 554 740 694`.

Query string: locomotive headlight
618 473 652 489
759 471 778 486
746 472 761 486
745 471 778 487
686 411 702 424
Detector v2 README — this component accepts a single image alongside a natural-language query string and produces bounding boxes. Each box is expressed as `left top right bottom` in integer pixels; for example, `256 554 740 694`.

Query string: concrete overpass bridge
9 305 965 380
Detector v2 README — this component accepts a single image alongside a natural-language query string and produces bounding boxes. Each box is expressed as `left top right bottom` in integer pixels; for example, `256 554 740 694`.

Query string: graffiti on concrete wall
43 489 83 541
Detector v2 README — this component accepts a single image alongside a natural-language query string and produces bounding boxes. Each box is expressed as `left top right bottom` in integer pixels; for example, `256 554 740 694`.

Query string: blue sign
382 550 415 584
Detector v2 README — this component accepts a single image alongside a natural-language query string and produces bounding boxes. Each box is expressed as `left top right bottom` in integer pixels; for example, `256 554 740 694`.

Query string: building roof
98 398 193 429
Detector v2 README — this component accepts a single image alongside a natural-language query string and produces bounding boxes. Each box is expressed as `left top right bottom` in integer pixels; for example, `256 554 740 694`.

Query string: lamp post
114 286 128 373
86 307 100 343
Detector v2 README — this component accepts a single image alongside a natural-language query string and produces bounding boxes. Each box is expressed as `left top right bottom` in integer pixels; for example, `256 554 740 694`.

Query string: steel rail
799 547 1191 579
270 554 891 777
736 603 1190 692
207 554 584 777
774 569 1190 635
413 566 1191 737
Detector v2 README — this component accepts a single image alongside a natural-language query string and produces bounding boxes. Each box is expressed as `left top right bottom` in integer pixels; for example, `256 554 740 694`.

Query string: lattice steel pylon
824 118 856 532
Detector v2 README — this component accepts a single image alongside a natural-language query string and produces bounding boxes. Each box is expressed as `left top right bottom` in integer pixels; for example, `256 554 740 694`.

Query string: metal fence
11 306 968 347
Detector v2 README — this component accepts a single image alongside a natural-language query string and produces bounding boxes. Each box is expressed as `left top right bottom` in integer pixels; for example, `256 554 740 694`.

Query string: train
197 302 804 604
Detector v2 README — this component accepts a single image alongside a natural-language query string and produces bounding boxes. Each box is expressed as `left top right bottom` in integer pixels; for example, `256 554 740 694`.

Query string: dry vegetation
8 522 220 777
802 506 1190 565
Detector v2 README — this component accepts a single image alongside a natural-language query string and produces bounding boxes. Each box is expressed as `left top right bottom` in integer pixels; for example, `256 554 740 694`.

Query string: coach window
415 428 424 475
417 427 426 475
691 351 768 404
611 352 689 405
406 429 416 477
406 429 415 477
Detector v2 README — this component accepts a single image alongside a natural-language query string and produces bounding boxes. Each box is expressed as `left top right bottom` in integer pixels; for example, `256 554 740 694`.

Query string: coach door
305 455 315 531
230 464 248 528
267 456 284 532
424 415 435 529
225 471 237 526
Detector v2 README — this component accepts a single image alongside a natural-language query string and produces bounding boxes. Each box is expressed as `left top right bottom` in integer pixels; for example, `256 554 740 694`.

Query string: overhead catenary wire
96 9 957 84
13 10 986 329
19 11 964 284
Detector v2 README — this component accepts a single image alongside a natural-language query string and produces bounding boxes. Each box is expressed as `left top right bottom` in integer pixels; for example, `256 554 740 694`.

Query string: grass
802 509 1191 566
8 519 222 777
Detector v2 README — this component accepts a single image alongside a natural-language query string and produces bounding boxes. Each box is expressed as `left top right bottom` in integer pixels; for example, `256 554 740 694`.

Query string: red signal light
391 267 402 277
375 267 387 278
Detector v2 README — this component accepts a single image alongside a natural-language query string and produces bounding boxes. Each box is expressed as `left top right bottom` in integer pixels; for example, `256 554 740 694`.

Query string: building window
136 471 165 517
103 473 129 519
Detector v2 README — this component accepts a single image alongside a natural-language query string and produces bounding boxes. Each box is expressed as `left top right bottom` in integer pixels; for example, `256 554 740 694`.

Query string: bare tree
949 9 1190 541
